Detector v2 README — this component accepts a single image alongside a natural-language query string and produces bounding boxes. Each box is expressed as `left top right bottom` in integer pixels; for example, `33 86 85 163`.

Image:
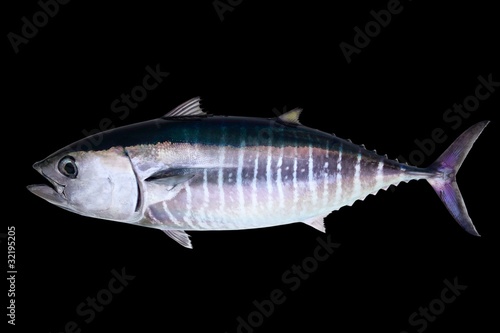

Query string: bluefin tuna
28 97 488 248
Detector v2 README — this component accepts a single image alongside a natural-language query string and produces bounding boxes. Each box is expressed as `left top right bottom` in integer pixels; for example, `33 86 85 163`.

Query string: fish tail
426 121 489 236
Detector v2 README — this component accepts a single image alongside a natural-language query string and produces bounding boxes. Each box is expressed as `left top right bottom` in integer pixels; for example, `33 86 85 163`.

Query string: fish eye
58 156 78 179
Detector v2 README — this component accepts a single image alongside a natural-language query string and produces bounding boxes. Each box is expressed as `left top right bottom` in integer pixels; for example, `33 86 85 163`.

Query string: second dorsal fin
163 97 207 118
278 108 303 125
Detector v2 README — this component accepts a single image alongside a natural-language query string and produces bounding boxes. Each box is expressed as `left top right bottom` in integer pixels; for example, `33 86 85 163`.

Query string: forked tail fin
426 121 489 236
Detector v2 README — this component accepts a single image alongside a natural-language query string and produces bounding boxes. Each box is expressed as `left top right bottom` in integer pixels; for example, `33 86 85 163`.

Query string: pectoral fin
145 168 198 190
163 230 193 249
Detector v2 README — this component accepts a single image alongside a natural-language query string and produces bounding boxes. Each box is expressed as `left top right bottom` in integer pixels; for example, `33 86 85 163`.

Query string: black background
4 0 499 332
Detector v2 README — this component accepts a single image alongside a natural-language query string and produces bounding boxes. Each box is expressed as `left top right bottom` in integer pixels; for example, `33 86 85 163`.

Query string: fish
28 97 489 248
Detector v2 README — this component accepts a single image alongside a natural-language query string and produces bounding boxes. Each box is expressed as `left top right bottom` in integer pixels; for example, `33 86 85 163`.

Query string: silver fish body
28 98 488 248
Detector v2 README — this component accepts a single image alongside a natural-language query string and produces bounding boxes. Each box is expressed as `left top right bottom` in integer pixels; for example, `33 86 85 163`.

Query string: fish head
28 146 141 222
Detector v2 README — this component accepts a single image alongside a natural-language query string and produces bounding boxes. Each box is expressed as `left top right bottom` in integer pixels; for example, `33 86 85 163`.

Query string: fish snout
32 161 43 173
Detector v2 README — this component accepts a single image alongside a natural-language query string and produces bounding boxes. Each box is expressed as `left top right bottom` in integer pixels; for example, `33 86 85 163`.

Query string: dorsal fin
163 97 207 118
278 108 303 125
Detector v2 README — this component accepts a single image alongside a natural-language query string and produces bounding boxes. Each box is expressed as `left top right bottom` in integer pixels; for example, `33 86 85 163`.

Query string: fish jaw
27 184 67 206
27 161 71 210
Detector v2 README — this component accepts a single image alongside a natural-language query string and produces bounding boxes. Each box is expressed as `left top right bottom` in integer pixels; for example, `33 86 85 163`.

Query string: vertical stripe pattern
237 138 246 214
137 121 417 232
308 144 318 206
266 146 273 210
353 152 362 196
335 144 343 202
276 147 285 208
252 151 259 211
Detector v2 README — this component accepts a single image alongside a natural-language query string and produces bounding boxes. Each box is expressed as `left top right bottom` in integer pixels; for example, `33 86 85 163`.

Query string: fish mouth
27 162 68 207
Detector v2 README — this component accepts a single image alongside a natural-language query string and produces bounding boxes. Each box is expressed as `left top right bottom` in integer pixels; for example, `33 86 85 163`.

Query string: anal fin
302 216 326 233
